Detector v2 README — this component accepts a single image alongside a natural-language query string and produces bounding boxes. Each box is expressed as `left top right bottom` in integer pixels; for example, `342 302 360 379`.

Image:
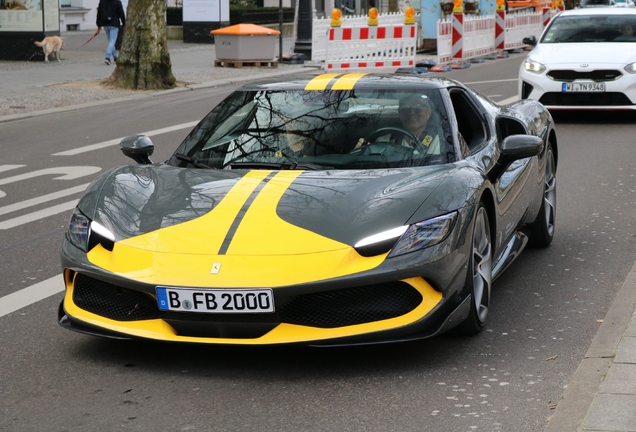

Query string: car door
447 87 537 251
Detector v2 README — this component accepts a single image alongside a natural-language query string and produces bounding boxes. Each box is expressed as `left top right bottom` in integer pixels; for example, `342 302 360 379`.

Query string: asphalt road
1 56 635 431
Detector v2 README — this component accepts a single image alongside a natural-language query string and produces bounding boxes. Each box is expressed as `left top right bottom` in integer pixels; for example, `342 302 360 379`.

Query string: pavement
2 29 636 432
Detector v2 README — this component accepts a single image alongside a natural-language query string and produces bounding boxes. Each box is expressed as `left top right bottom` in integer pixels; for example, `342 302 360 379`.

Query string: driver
395 94 441 154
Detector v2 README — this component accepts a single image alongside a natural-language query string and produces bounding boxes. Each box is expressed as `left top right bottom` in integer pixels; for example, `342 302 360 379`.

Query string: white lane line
0 199 78 230
0 166 101 185
0 165 26 173
0 184 88 217
0 275 64 318
498 95 520 105
53 121 200 156
464 78 519 85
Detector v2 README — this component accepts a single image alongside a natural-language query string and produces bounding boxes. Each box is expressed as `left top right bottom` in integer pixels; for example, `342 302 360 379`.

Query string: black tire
528 143 556 248
458 203 493 336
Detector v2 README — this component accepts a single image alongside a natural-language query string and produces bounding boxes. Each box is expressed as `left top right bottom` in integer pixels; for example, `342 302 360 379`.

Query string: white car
518 8 636 110
613 0 635 7
577 0 615 7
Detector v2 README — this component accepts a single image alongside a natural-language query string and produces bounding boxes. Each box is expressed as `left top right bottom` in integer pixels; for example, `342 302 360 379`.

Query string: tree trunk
108 0 176 90
388 0 398 12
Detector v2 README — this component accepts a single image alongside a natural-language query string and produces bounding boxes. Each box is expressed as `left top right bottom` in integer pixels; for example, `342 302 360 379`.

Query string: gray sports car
59 73 557 346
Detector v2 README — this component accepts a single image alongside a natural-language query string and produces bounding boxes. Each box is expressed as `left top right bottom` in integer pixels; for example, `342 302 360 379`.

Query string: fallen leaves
546 355 559 361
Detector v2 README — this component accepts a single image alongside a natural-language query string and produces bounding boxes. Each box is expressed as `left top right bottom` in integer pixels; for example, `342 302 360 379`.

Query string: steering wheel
365 127 428 154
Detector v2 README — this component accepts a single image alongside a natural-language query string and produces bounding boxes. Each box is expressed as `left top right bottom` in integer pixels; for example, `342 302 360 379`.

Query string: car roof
238 73 463 92
559 7 636 16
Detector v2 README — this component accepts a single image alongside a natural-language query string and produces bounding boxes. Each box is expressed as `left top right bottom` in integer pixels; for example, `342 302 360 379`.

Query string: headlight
66 208 115 252
354 226 409 257
524 58 546 74
67 208 90 251
353 212 458 258
388 212 458 258
625 63 636 74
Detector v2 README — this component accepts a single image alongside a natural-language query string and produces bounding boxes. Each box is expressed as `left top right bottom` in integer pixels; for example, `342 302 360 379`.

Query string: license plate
156 287 275 313
562 82 606 92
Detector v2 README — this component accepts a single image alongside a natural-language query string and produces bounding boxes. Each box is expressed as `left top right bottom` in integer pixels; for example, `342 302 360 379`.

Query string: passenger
614 23 636 41
275 106 316 158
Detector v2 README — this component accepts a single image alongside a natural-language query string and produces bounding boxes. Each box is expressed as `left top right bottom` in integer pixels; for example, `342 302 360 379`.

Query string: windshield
579 0 612 6
542 14 636 43
170 88 455 170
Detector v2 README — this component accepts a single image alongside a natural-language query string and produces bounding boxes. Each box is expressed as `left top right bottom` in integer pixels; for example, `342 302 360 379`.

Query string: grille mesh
547 69 622 82
278 282 423 328
73 274 164 321
73 275 423 328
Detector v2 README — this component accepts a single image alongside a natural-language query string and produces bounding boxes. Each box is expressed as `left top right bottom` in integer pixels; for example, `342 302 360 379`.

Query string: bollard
452 0 464 60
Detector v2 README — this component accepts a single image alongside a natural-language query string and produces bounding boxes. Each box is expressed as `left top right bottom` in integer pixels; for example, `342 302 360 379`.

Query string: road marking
0 165 25 174
464 78 519 85
0 166 101 186
0 199 78 230
53 121 200 156
0 165 27 197
498 95 521 105
0 184 88 217
0 275 64 318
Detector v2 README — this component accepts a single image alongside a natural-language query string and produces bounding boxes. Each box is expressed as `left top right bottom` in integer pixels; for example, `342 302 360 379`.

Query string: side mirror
488 134 543 182
499 134 544 160
523 35 538 46
120 135 154 165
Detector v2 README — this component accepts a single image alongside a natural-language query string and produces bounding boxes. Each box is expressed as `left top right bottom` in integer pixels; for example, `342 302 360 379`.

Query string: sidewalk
2 30 636 432
0 31 312 121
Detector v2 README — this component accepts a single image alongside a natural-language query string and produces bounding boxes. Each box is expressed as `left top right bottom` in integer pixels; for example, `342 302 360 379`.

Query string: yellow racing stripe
304 73 342 91
87 170 387 287
331 72 369 90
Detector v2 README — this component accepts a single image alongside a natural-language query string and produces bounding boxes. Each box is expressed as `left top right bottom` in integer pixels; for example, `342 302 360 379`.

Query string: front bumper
519 66 636 110
59 198 477 346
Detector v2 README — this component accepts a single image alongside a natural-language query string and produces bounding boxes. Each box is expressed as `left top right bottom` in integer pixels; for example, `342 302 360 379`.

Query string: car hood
79 164 457 256
532 43 636 65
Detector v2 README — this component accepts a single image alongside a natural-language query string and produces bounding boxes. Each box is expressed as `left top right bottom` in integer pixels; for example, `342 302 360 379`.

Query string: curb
545 261 636 431
0 66 316 124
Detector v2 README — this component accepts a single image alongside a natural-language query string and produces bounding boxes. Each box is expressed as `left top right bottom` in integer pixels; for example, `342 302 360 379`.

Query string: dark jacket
96 0 126 27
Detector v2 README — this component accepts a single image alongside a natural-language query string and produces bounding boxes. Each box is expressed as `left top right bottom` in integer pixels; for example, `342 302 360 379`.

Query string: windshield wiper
227 161 328 170
174 153 214 169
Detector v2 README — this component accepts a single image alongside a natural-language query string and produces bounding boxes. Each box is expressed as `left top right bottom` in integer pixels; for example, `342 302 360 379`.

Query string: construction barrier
323 25 417 71
542 7 552 27
437 14 496 65
503 11 544 50
437 9 551 65
312 12 415 62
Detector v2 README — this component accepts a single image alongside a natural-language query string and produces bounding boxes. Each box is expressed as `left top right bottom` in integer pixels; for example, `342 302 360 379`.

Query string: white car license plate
562 82 606 92
156 287 274 313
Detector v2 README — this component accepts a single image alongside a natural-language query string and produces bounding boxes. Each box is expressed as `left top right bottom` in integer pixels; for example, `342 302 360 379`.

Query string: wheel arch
479 187 497 250
548 128 558 171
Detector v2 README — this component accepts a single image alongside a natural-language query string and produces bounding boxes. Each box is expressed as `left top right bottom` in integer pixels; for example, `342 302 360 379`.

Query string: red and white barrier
437 9 552 65
542 7 552 27
437 14 496 64
496 10 506 50
452 12 464 59
323 25 416 71
503 11 544 50
312 12 415 62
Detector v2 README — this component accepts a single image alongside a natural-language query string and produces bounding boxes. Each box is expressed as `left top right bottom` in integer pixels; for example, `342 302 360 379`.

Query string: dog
34 36 64 63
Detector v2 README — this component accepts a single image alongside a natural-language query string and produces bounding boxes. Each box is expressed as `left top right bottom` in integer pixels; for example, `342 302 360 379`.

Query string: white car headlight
625 63 636 74
66 208 115 252
524 58 546 74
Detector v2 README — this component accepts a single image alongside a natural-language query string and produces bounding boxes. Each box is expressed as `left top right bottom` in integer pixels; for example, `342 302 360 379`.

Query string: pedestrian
96 0 126 65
